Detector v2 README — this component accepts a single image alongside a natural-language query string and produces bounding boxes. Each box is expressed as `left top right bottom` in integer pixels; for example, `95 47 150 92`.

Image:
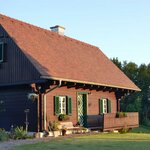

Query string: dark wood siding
0 26 41 86
0 85 37 131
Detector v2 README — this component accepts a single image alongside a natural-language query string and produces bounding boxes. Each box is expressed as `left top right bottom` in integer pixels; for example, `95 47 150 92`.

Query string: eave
40 75 141 92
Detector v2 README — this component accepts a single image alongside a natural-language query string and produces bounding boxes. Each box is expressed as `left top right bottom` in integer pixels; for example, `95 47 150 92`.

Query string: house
0 14 140 132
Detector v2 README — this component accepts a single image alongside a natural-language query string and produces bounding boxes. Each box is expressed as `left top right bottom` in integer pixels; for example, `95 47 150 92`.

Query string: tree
122 61 138 84
111 57 122 70
138 64 150 125
111 58 150 126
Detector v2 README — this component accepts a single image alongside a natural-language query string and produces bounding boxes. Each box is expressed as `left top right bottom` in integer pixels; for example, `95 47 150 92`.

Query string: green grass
131 125 150 133
12 133 150 150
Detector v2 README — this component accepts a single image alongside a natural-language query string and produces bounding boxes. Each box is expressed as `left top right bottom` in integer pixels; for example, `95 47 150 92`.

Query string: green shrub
10 126 27 140
0 128 9 141
143 118 150 127
119 127 129 134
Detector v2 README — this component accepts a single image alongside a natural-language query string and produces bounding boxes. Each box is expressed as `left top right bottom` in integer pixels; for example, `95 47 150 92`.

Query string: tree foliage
111 57 150 126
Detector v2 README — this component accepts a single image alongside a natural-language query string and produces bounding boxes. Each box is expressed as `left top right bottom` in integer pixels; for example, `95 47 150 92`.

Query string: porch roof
0 14 140 91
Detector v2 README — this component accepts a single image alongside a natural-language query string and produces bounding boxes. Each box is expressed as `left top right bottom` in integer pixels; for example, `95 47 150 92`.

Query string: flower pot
62 129 67 136
34 132 44 138
48 131 53 137
53 131 59 137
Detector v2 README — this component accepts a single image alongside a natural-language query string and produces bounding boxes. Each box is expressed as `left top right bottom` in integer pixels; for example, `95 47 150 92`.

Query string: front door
77 93 87 126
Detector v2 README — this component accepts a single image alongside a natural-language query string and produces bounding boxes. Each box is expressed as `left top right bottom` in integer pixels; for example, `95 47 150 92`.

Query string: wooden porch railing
86 112 139 131
103 112 139 131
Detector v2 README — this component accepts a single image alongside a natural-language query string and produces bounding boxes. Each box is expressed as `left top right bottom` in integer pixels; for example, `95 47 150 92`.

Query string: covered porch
86 112 139 131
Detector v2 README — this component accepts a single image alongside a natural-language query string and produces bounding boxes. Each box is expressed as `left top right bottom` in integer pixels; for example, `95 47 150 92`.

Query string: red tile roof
0 14 140 91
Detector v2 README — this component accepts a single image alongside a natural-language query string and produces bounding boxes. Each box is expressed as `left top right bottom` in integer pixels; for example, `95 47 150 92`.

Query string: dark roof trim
0 79 46 87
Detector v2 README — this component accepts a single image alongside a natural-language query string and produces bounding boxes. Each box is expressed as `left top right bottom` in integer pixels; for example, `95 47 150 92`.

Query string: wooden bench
86 115 103 130
59 122 84 134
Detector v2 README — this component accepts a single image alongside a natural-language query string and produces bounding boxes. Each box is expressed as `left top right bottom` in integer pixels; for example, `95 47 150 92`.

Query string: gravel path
0 133 94 150
0 132 99 150
0 136 56 150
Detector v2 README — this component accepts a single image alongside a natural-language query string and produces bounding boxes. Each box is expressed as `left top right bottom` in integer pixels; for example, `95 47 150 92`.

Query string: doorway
77 93 87 126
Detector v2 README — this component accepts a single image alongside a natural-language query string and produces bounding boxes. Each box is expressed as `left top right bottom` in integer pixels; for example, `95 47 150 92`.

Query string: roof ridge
0 13 99 49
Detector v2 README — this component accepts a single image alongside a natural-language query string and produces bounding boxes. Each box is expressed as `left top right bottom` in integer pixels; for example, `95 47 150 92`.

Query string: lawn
131 125 150 133
12 133 150 150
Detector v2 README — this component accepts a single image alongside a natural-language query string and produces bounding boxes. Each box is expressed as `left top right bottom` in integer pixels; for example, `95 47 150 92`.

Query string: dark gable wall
0 85 37 131
0 25 41 86
0 26 40 131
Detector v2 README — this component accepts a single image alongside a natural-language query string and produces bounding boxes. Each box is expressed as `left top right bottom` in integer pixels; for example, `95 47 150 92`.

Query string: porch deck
87 112 139 131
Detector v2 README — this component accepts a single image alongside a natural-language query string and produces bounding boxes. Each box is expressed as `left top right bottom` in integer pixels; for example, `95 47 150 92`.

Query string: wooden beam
75 83 86 89
67 82 76 88
102 86 108 92
96 86 105 91
108 87 114 92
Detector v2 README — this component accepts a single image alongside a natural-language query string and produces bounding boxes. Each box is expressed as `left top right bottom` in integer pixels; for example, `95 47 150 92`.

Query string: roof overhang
40 75 141 92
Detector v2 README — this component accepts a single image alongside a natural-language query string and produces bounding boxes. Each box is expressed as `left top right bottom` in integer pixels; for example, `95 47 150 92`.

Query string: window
0 42 4 63
103 99 107 114
59 96 66 114
99 98 111 114
54 96 72 115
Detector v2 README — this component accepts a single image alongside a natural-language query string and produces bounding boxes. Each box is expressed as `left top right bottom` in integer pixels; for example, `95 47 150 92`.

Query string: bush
0 128 9 141
142 118 150 127
10 126 27 140
119 127 129 134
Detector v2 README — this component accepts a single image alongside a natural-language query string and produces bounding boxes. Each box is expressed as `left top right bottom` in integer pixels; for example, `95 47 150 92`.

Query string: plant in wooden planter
48 121 60 131
116 112 127 118
58 114 69 121
48 121 60 137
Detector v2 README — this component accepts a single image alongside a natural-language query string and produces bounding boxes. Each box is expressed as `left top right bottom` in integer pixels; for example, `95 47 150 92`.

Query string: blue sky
0 0 150 65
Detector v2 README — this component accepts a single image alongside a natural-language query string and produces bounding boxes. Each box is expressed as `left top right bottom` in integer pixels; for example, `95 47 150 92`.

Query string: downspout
43 80 62 130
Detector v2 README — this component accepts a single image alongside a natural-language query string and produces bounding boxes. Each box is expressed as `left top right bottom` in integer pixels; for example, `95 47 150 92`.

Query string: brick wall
45 86 116 129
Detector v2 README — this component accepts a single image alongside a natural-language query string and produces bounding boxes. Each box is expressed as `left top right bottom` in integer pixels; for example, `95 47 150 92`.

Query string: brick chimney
50 25 65 36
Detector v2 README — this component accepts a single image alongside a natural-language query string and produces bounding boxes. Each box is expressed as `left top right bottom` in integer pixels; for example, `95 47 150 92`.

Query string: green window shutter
66 96 72 115
99 99 104 114
54 96 60 115
0 42 4 63
107 99 111 113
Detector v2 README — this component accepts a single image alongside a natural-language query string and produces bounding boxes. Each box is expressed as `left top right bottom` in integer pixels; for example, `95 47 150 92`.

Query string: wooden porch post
37 93 44 132
37 95 40 132
117 99 120 112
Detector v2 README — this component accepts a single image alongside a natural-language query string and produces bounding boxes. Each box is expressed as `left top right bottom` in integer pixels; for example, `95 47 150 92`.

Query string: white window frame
103 99 107 114
59 96 67 114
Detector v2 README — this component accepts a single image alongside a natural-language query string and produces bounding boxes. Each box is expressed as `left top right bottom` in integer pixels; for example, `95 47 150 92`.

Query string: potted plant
48 121 60 137
58 114 69 121
61 125 67 136
116 112 127 118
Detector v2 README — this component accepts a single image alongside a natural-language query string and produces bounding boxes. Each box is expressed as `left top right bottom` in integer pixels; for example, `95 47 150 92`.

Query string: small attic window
0 42 4 63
